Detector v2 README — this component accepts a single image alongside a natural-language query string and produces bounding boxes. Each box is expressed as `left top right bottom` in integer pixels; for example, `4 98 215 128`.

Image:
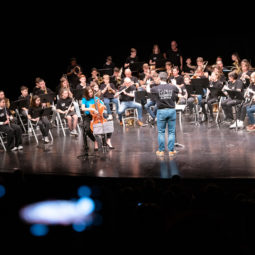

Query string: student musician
231 72 255 130
149 44 164 68
90 82 103 100
0 90 10 109
56 88 78 136
100 74 119 121
238 59 252 89
103 56 115 76
28 95 50 143
194 57 209 78
165 61 173 82
66 58 82 89
177 75 189 105
18 86 31 116
0 98 23 151
139 63 151 89
124 48 139 69
182 58 196 74
246 72 255 132
36 78 54 108
33 77 42 95
88 68 101 85
81 86 114 150
115 77 144 127
231 52 241 74
111 67 123 90
221 71 244 123
169 66 184 88
211 65 226 83
76 75 89 90
201 72 223 122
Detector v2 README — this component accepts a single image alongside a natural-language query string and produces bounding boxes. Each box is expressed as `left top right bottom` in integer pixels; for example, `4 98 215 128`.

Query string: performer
28 95 50 143
169 66 184 88
88 68 102 85
201 72 223 122
0 98 23 151
66 58 82 89
165 61 173 82
238 59 252 89
124 48 139 69
103 56 115 76
149 44 164 68
151 72 180 156
164 41 183 71
81 87 114 150
182 58 196 74
221 71 244 123
246 72 255 132
122 68 139 88
116 77 144 127
100 74 119 121
56 89 78 136
111 67 123 90
231 52 241 74
18 86 31 116
76 74 89 90
0 90 10 109
33 77 42 95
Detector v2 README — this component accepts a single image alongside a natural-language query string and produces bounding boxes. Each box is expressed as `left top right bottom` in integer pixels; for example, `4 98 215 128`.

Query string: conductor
151 72 180 157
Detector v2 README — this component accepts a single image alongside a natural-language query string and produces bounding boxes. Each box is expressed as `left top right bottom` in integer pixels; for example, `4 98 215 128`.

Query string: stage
1 114 255 179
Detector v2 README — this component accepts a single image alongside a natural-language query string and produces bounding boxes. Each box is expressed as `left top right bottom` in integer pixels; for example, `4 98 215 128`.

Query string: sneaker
11 147 18 151
18 145 23 150
107 114 113 121
44 136 50 143
169 151 177 157
70 130 75 135
230 120 243 129
72 129 78 136
156 151 164 157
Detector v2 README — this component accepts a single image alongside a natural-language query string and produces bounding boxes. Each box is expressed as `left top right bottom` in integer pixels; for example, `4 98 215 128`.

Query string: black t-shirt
67 65 82 88
56 98 72 111
119 85 136 102
28 106 43 119
227 79 243 91
166 49 182 67
208 80 223 98
18 95 31 109
125 56 138 65
151 83 179 109
37 87 53 96
219 74 226 83
33 86 41 95
169 75 184 86
120 76 139 87
182 65 195 73
76 83 89 90
149 53 165 67
0 108 9 123
100 83 116 99
103 63 115 76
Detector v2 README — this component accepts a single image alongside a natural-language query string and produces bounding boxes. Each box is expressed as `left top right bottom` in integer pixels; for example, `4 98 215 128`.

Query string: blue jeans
103 98 119 116
246 104 255 124
118 101 143 121
157 108 176 152
145 100 157 119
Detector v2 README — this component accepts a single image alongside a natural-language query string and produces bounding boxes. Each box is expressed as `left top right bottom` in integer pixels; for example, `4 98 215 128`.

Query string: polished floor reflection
1 115 255 179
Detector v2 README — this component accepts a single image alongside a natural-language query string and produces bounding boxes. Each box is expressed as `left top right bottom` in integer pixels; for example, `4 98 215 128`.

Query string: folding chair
0 131 7 151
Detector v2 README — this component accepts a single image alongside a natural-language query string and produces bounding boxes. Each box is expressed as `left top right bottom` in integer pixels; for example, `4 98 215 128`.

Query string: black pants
201 97 218 117
33 117 50 137
0 123 22 150
237 102 250 121
221 98 242 120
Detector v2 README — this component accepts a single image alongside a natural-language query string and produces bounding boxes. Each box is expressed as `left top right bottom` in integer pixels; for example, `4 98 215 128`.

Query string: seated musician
169 66 184 88
246 72 255 132
103 56 115 76
177 75 188 105
165 61 173 82
90 82 103 100
56 88 78 136
231 72 255 130
231 52 241 74
182 58 196 75
81 86 114 150
212 64 226 83
122 68 139 88
144 72 160 121
28 95 50 143
139 63 151 90
0 98 23 151
124 48 139 69
76 74 89 90
238 59 252 89
149 44 164 68
0 90 10 109
36 78 54 102
33 77 42 95
116 77 145 127
110 67 123 90
221 71 243 123
100 74 119 121
201 72 223 122
18 86 31 116
195 57 209 78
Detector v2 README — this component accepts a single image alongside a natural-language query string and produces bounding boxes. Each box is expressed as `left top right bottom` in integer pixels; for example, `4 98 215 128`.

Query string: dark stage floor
1 114 255 179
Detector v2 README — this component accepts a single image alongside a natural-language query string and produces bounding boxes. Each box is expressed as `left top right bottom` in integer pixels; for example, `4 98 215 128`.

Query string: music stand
227 90 245 131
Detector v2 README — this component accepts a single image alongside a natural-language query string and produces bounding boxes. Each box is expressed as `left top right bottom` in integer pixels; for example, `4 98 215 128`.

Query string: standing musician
246 72 255 132
81 87 114 150
149 44 164 68
0 98 23 151
56 88 78 136
111 67 123 90
169 66 184 88
100 74 119 121
221 71 244 123
151 72 180 157
76 74 89 90
115 77 145 127
103 56 115 76
201 72 223 122
164 41 183 71
182 58 196 74
238 59 252 89
66 58 82 89
124 48 139 69
28 95 50 143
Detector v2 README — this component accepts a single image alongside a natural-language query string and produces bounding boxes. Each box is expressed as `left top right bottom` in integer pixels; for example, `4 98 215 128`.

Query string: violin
90 94 107 131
